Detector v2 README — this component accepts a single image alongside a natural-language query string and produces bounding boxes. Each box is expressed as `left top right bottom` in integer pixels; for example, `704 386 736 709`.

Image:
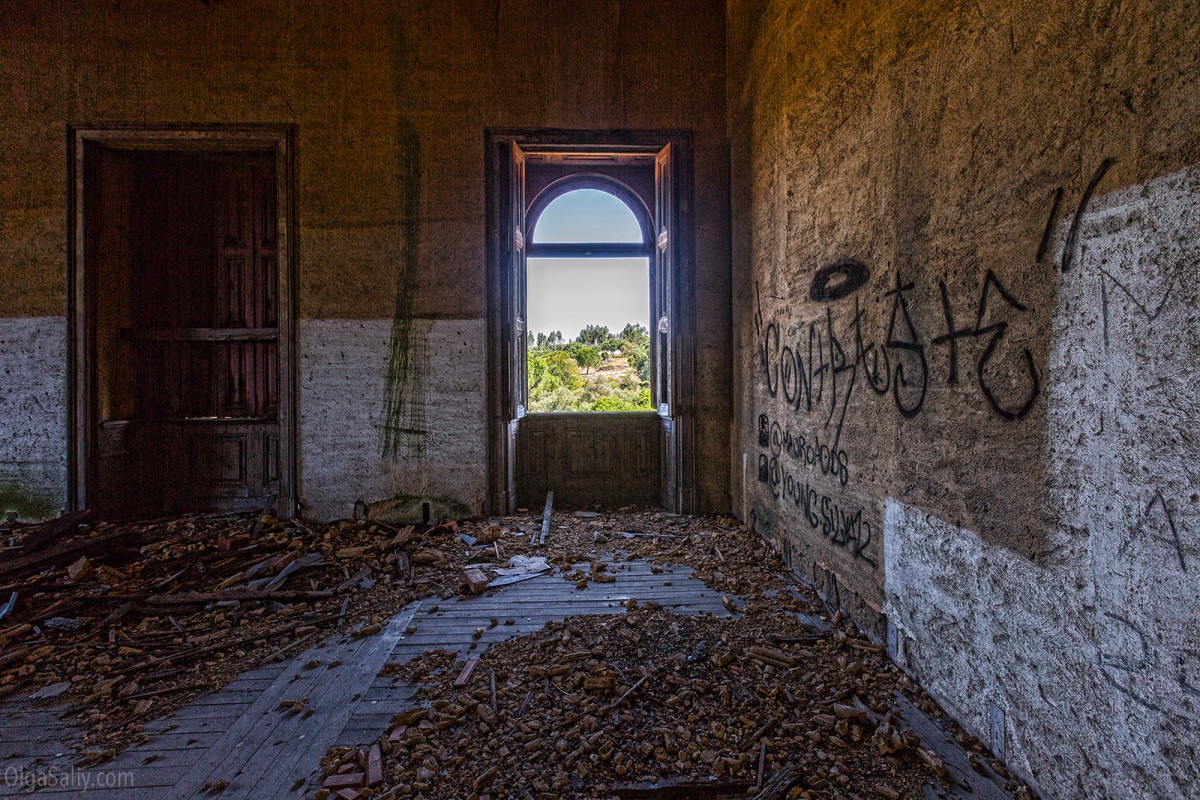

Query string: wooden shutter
654 144 678 510
510 141 528 419
654 144 674 417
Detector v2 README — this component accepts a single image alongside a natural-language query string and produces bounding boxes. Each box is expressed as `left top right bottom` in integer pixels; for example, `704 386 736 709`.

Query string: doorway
69 125 298 519
486 131 696 513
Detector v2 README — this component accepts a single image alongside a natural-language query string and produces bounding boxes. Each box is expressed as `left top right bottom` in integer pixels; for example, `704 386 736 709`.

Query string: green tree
620 322 649 347
543 350 584 389
577 324 610 345
530 386 584 412
626 343 650 382
574 345 601 374
528 351 547 386
591 395 636 411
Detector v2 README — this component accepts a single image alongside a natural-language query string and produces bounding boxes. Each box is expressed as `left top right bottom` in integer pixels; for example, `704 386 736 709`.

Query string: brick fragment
323 772 364 789
454 657 480 687
367 743 384 786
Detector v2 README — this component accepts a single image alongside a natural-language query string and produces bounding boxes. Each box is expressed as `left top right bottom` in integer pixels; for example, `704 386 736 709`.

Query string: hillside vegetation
527 323 652 412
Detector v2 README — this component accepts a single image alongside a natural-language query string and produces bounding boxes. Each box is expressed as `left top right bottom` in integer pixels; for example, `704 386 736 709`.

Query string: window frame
485 130 697 515
524 175 656 414
526 175 655 259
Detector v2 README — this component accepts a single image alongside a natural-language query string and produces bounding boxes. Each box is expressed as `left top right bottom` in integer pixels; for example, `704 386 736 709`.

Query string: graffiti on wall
754 261 1041 450
752 259 1042 569
748 157 1200 584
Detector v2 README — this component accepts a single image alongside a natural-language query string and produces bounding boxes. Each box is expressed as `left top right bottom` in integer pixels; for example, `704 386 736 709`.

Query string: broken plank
454 657 480 687
366 743 383 786
615 779 755 798
752 766 805 800
0 527 133 580
113 613 341 676
893 692 1013 800
539 491 554 546
144 589 335 606
10 510 92 555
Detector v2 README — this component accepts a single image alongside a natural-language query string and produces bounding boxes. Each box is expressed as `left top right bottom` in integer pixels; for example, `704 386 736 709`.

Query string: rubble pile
316 513 1034 800
473 508 803 609
4 507 1033 798
546 511 785 599
0 511 477 752
325 603 944 800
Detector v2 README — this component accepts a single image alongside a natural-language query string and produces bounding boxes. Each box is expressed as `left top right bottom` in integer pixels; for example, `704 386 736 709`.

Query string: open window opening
487 132 694 513
526 181 654 412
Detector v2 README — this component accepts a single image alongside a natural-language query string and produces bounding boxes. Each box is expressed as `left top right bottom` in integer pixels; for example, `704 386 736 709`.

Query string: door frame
484 128 697 514
66 123 300 518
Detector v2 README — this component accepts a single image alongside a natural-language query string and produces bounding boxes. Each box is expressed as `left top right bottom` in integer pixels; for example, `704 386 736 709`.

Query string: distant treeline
528 323 651 412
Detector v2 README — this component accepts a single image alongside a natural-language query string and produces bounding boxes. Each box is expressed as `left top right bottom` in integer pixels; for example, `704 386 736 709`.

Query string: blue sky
527 189 650 339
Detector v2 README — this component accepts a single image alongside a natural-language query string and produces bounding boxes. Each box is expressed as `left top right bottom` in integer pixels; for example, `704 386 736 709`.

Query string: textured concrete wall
0 1 731 519
299 318 486 521
729 1 1200 796
0 318 67 517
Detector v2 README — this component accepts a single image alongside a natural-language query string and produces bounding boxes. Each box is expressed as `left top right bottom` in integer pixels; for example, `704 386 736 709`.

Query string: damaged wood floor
0 558 730 798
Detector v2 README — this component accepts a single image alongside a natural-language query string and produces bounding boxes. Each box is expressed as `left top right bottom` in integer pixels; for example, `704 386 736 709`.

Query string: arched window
524 178 654 412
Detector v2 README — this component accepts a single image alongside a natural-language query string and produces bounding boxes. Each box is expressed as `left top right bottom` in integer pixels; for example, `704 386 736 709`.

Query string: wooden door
92 150 280 519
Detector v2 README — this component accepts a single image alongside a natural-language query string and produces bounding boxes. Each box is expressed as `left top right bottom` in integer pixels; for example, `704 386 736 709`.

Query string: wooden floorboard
142 713 242 735
126 731 224 752
163 702 253 720
171 631 364 799
230 604 422 800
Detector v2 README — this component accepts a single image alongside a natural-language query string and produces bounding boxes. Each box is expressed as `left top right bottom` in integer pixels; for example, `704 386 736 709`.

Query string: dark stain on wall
381 13 426 461
380 127 426 461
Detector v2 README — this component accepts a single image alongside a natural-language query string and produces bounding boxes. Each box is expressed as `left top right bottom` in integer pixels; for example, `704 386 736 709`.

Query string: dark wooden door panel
515 413 661 509
92 150 280 519
97 421 277 517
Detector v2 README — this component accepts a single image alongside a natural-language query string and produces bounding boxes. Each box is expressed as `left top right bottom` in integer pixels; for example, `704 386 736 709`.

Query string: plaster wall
299 318 486 521
0 317 66 517
729 1 1200 796
0 0 731 520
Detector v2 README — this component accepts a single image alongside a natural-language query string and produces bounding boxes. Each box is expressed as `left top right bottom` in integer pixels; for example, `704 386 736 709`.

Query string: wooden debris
473 524 504 545
748 646 797 668
615 779 756 798
145 589 335 606
539 490 554 545
366 743 384 786
323 771 365 789
0 526 133 580
752 766 806 799
66 556 94 582
453 657 480 687
0 508 483 751
833 702 868 722
603 674 648 715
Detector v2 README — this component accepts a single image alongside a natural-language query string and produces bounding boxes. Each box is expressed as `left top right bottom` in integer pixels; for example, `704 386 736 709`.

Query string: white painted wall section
299 318 487 522
0 316 67 517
